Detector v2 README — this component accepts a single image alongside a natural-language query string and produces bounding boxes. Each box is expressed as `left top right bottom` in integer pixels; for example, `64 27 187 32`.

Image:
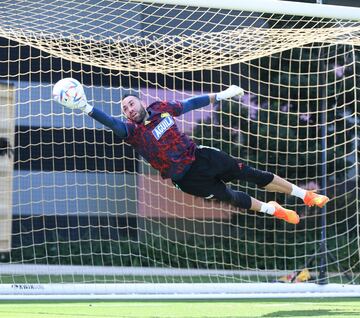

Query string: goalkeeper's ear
53 78 93 114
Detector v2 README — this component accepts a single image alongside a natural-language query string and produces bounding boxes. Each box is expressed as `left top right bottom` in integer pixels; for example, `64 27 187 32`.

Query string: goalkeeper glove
53 78 94 114
216 85 244 101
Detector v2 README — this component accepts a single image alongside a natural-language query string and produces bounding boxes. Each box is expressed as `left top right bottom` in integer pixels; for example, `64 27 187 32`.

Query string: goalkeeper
54 80 329 224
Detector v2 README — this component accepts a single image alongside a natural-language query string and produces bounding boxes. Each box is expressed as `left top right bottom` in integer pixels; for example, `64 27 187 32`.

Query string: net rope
0 0 358 290
0 0 359 72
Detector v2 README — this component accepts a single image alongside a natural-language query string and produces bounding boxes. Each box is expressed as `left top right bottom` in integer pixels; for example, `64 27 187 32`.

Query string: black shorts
173 146 274 201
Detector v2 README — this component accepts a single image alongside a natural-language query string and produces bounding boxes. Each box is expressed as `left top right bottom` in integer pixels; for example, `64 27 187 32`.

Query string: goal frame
138 0 360 21
1 0 359 300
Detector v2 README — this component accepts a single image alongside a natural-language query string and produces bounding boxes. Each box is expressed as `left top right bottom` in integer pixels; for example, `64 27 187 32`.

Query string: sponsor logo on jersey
152 116 175 140
161 112 170 118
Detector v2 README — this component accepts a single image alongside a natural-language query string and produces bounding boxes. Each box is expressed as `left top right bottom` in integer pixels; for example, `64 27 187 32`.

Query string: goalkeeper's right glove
53 78 94 114
216 85 244 101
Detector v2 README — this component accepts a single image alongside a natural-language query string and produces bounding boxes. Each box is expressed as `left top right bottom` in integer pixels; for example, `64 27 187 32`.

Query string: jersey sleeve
89 107 132 138
180 95 210 114
161 96 210 116
162 101 184 117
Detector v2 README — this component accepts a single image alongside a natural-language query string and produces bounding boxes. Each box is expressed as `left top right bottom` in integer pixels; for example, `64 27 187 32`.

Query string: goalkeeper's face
121 95 147 123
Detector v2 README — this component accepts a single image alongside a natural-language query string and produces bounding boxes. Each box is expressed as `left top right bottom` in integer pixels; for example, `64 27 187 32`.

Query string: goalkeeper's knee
221 188 252 210
237 164 274 188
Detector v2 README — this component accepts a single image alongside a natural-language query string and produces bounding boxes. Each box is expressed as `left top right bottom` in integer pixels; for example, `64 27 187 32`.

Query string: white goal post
139 0 360 20
0 0 359 299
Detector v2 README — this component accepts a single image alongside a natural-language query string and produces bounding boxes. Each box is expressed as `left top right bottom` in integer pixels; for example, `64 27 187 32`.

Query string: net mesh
1 0 360 72
0 0 359 288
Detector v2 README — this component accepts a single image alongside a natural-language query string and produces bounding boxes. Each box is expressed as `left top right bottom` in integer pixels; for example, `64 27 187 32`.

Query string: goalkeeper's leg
174 173 299 224
248 195 300 225
229 162 330 208
202 184 300 225
263 175 329 208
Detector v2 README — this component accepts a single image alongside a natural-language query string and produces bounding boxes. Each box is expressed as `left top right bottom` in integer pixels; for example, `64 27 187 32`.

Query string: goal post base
1 283 360 300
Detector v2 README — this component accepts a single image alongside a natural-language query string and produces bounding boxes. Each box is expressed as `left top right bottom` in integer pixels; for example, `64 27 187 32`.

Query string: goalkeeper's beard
133 106 147 124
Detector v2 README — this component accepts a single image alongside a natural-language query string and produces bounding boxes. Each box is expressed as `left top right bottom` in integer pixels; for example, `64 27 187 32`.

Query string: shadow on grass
263 310 356 317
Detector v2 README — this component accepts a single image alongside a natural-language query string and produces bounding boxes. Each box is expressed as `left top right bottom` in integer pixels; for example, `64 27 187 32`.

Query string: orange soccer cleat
303 191 329 208
268 201 300 224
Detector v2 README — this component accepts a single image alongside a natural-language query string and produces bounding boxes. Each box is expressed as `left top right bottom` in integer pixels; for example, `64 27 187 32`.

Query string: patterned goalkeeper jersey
124 101 197 180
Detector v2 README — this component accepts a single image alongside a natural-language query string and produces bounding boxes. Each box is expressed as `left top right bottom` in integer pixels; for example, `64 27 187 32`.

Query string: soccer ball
53 78 86 109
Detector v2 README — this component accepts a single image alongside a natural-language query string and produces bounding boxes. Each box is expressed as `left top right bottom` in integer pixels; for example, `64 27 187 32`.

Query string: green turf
0 299 360 318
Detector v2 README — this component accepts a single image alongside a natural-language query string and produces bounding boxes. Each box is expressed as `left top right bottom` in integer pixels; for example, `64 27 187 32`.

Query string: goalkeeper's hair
121 93 140 101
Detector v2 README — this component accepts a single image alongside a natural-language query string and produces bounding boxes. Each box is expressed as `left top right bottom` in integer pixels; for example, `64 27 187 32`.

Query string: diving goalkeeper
53 79 329 224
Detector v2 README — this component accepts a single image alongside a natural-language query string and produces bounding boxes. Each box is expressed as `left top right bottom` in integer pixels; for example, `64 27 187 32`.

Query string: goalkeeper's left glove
53 78 94 114
216 85 244 101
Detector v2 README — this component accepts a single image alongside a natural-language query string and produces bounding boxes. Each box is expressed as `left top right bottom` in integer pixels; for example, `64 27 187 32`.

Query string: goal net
0 0 359 299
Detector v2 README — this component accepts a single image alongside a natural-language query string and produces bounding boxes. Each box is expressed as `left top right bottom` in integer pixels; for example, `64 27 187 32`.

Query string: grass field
0 299 360 318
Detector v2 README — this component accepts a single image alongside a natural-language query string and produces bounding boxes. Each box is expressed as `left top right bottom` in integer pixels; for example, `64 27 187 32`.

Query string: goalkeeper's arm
89 108 128 138
180 85 244 114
